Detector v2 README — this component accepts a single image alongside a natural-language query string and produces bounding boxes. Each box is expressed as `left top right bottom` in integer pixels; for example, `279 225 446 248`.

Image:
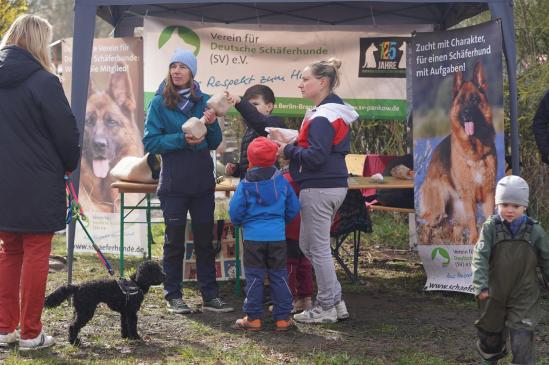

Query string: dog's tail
44 284 78 308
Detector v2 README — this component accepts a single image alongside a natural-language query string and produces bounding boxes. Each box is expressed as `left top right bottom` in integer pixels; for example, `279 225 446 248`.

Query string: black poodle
45 260 165 345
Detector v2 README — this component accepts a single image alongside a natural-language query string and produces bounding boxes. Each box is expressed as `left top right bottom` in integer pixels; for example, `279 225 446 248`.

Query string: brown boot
292 297 313 313
291 298 303 314
235 316 262 331
302 297 313 311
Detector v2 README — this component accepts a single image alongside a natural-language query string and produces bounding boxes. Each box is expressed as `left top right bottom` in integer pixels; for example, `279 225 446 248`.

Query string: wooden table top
347 176 414 189
111 175 413 193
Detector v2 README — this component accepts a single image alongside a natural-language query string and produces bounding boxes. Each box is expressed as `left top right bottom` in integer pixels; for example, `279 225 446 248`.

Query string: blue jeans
243 241 292 321
159 191 218 301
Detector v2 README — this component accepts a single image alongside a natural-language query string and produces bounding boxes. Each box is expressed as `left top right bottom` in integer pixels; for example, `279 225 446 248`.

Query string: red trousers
287 239 313 298
0 232 52 339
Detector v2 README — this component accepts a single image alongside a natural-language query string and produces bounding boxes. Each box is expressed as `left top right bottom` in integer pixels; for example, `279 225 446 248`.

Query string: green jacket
472 214 549 297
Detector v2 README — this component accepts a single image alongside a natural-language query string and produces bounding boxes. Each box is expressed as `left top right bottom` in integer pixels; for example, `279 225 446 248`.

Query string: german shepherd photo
80 65 143 213
418 61 498 244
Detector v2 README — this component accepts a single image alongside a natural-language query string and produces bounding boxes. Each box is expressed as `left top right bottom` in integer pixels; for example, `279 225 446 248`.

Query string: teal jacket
143 91 222 196
143 92 222 154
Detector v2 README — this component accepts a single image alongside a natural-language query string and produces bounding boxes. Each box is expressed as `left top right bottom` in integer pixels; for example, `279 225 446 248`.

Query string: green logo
431 247 450 267
158 26 200 55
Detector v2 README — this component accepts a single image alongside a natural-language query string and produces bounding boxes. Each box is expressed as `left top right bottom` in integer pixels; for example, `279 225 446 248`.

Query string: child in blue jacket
229 137 300 331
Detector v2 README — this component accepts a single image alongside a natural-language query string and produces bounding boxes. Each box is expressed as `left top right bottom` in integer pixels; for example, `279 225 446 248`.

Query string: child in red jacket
283 171 314 313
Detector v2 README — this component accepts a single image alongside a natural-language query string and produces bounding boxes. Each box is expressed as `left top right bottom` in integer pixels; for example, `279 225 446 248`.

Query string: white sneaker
0 330 17 347
335 300 349 320
18 330 54 351
293 305 337 324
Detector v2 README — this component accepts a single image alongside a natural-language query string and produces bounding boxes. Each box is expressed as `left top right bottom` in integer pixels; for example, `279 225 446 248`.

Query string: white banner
144 17 431 120
61 38 147 257
418 246 475 294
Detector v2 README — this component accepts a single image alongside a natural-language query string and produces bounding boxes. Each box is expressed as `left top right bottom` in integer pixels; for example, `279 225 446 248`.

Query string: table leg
146 193 152 259
235 227 241 296
331 233 356 282
353 230 360 281
120 192 125 277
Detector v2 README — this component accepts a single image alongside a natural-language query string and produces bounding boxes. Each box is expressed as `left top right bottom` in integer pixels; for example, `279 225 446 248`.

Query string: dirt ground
2 246 549 364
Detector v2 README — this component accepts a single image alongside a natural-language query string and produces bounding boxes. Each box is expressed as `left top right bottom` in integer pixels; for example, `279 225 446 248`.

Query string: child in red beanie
229 137 300 331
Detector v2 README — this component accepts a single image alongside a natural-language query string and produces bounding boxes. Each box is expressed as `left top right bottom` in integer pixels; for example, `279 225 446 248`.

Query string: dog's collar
117 278 141 297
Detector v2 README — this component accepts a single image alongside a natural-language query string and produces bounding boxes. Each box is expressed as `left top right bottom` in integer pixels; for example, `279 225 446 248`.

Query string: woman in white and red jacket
276 58 358 324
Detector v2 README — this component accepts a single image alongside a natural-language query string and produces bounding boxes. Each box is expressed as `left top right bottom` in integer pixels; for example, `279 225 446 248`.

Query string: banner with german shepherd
411 21 505 293
60 38 148 257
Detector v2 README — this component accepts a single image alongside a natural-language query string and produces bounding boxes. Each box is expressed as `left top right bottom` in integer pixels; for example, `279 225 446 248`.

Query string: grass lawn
1 212 548 364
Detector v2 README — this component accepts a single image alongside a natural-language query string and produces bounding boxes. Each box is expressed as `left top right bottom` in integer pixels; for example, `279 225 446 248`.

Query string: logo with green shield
158 25 200 55
431 247 450 267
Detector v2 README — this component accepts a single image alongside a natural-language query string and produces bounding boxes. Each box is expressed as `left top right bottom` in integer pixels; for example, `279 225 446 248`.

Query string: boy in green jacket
472 175 549 365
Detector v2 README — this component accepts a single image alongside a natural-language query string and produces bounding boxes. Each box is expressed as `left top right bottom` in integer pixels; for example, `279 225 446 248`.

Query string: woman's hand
224 91 241 105
268 128 285 143
185 134 205 145
276 141 287 158
477 289 489 301
203 109 217 125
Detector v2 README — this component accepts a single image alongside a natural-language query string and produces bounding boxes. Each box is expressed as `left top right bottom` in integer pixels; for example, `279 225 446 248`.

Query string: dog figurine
45 260 165 345
419 61 497 244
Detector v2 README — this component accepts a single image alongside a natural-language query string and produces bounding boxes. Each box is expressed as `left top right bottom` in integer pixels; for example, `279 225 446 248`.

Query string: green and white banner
418 246 475 294
143 17 430 120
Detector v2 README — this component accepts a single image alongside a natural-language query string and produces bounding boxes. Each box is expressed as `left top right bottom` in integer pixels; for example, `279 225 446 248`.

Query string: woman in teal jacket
143 49 232 314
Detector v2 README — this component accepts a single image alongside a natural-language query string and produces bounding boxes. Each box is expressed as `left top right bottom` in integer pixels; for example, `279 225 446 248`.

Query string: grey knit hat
495 175 529 207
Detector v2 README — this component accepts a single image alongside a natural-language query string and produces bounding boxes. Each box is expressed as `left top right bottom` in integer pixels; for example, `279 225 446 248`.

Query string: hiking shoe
275 318 294 332
235 316 262 331
292 297 313 313
203 297 234 313
166 298 192 314
293 305 337 324
335 300 349 320
18 330 54 351
0 330 17 347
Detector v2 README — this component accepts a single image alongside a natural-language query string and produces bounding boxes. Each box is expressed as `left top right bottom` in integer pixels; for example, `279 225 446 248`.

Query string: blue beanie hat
169 48 197 77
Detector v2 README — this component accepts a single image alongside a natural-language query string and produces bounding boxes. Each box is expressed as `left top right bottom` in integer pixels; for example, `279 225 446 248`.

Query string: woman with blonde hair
0 14 80 349
276 58 359 324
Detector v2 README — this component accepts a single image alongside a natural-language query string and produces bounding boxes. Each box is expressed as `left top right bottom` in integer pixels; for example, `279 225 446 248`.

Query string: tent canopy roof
66 0 521 282
95 1 491 30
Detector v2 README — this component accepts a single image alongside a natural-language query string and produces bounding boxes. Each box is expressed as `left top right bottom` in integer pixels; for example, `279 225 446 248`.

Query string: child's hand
477 290 489 301
276 141 287 158
224 91 241 105
225 163 237 176
203 109 217 125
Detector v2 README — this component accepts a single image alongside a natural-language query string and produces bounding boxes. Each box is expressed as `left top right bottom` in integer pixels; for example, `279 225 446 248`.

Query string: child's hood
242 167 281 206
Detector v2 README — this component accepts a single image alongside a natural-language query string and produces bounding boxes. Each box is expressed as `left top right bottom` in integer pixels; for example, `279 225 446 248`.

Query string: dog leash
65 174 115 276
